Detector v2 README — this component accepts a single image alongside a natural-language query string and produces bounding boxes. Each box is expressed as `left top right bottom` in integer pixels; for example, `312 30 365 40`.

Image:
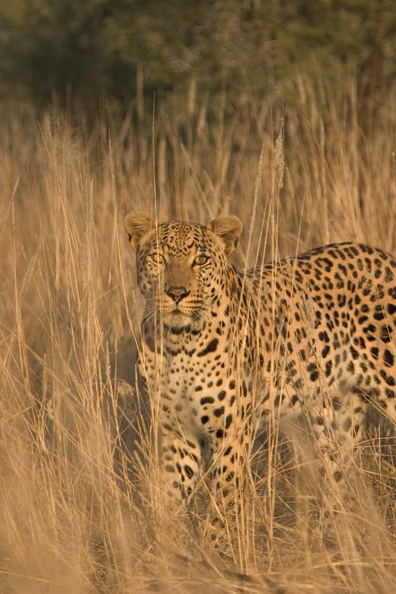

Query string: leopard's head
125 211 242 328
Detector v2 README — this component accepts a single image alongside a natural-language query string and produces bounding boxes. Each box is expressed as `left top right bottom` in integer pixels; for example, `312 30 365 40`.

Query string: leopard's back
248 242 396 426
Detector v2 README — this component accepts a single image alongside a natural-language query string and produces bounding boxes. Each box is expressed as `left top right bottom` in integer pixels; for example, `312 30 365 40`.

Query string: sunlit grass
1 77 396 592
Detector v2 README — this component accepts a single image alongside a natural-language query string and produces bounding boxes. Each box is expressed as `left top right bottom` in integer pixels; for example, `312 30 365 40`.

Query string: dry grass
1 76 396 593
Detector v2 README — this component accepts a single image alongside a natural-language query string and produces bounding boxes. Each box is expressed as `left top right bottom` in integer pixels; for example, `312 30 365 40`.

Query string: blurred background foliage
0 0 395 129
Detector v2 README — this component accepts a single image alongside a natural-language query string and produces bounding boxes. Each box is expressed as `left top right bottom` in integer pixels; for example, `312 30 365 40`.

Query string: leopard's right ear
124 212 158 252
207 215 242 257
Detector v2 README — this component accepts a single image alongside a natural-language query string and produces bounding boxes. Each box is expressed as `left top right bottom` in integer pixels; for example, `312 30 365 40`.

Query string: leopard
125 211 396 524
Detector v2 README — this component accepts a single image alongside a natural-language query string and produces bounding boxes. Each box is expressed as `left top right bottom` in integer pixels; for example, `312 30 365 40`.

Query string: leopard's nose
166 286 189 303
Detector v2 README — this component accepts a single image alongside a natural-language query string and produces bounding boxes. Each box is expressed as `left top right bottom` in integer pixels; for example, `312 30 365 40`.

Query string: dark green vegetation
1 0 395 125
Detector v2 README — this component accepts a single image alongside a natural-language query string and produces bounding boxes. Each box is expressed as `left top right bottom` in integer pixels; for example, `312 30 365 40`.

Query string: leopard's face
136 222 231 327
125 212 242 329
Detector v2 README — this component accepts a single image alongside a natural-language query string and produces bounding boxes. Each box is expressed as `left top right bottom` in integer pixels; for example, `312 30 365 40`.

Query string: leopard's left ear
125 211 158 252
207 215 242 257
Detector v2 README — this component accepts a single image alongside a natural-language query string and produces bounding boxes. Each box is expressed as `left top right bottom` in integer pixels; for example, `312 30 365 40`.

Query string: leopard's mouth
153 295 206 325
166 307 192 320
154 302 188 314
157 305 204 329
154 304 189 318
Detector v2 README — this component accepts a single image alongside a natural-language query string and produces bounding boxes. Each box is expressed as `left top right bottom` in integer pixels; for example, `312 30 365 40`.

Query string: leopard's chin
161 308 203 330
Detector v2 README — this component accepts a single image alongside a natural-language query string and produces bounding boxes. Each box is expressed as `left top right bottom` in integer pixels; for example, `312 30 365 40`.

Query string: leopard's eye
151 253 165 264
194 255 209 266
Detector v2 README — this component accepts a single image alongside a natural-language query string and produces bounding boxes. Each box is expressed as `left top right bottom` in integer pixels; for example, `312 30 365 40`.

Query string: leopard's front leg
204 413 250 552
160 424 203 504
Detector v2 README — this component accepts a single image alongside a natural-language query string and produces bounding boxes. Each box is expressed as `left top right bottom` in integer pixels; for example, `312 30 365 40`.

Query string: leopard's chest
140 325 239 437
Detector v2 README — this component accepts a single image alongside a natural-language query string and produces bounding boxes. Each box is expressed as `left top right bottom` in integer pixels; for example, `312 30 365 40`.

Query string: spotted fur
125 212 396 508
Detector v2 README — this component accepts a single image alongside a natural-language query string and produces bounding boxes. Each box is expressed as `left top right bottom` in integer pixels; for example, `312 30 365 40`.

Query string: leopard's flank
125 211 396 511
